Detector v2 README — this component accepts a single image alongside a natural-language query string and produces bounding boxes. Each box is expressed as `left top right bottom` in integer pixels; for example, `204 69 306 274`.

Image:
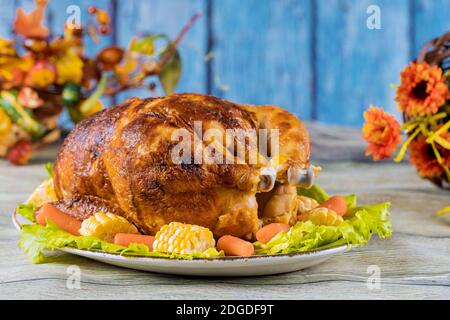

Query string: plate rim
60 244 349 263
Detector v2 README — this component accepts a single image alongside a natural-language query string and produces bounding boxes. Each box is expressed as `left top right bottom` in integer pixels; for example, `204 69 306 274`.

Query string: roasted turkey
53 93 314 240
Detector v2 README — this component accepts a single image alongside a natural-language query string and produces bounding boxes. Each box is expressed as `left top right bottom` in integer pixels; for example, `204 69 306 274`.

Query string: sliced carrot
319 195 348 216
36 203 82 236
216 235 254 257
256 223 290 244
114 233 155 251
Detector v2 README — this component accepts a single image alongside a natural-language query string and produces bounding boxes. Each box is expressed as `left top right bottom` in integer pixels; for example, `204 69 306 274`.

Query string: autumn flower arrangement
0 0 199 165
362 31 450 215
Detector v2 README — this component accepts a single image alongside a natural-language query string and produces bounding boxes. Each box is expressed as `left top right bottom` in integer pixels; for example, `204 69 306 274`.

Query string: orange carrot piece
319 195 348 216
114 233 155 250
256 223 290 244
36 203 82 236
216 235 254 257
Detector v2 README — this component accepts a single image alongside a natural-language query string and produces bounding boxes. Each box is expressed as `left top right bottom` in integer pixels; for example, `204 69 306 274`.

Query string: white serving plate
13 210 347 276
59 246 347 276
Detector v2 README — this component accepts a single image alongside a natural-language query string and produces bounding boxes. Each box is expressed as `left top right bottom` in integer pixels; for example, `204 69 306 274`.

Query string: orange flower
409 137 445 178
362 106 402 160
395 62 450 116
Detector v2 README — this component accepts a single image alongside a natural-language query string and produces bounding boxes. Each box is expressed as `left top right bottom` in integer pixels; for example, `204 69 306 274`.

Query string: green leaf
79 75 107 115
18 220 224 264
159 48 182 95
257 185 392 255
343 194 357 208
297 184 329 204
45 162 54 178
298 185 357 208
0 90 45 138
131 34 168 56
254 201 392 255
16 203 36 223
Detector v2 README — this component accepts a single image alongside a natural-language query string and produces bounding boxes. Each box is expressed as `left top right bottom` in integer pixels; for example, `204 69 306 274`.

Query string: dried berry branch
156 11 202 70
103 12 202 97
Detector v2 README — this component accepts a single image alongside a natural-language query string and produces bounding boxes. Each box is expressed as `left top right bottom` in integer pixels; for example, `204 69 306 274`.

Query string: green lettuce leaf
19 221 224 264
16 203 36 223
297 184 329 203
254 201 392 255
298 185 357 208
343 194 357 208
45 162 54 178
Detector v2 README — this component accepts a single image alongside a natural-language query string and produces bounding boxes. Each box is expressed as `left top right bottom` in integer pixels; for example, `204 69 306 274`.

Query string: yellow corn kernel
26 178 57 208
79 212 139 242
297 195 319 215
153 222 215 255
300 207 343 226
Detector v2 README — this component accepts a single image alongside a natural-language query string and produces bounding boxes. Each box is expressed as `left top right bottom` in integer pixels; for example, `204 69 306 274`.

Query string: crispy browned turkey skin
53 93 312 240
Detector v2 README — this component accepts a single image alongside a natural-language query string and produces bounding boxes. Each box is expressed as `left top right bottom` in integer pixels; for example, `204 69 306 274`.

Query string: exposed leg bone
258 166 276 192
287 166 315 188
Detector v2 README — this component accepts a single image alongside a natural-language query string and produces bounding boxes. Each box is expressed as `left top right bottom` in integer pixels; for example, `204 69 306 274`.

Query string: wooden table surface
0 124 449 300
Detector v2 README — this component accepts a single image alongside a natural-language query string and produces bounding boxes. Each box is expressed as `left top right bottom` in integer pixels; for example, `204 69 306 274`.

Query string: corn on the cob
26 178 57 208
299 207 343 226
297 195 319 214
153 222 215 255
79 212 139 242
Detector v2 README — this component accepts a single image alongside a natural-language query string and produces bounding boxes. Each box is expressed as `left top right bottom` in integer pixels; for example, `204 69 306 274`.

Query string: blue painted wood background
0 0 450 127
